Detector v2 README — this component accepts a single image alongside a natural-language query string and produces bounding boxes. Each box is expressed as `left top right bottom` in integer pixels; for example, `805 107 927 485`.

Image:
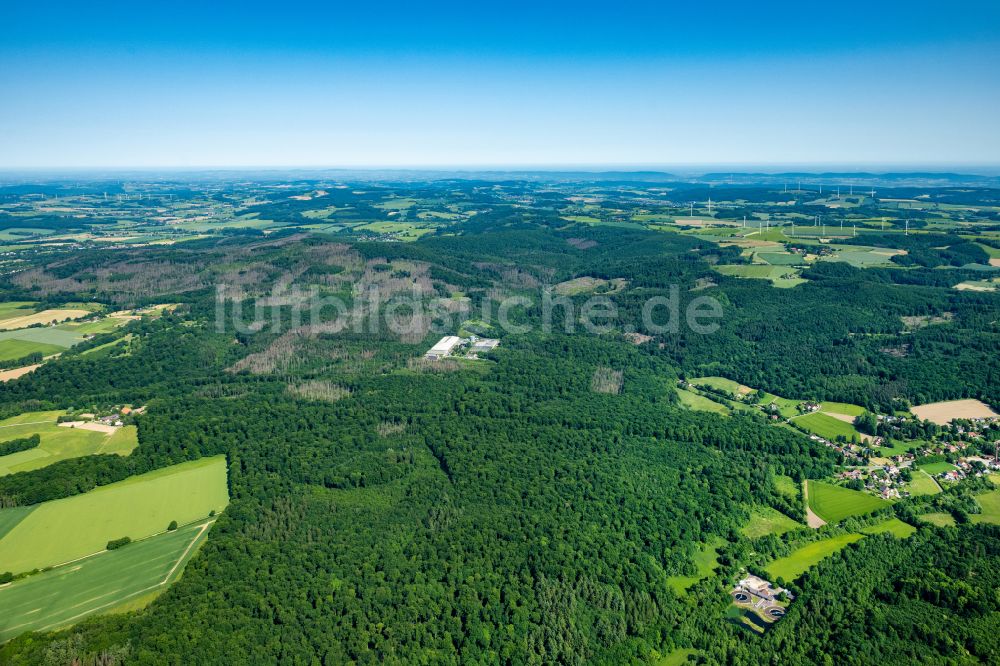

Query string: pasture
666 540 720 593
920 512 956 527
918 461 957 475
0 411 137 476
793 411 862 441
765 533 864 581
688 376 752 396
0 519 214 643
741 506 802 538
971 490 1000 525
675 388 730 415
860 518 916 538
0 456 228 573
907 470 942 496
806 480 888 523
714 264 806 288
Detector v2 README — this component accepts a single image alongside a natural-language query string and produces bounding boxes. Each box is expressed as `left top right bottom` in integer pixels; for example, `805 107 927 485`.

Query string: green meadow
0 456 228 574
794 411 862 441
918 461 958 475
806 480 888 523
0 412 137 476
0 324 95 362
860 518 916 538
972 490 1000 525
741 506 802 538
906 470 941 496
920 512 956 527
666 540 721 593
675 387 730 415
0 519 215 643
765 533 864 581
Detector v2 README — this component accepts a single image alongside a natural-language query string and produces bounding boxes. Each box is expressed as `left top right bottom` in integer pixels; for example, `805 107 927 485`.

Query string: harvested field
58 421 119 434
911 399 999 425
0 308 91 331
0 364 41 382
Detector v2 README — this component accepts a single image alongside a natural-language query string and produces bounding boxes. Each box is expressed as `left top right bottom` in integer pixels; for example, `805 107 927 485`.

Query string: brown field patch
912 399 999 425
0 364 42 382
0 308 92 330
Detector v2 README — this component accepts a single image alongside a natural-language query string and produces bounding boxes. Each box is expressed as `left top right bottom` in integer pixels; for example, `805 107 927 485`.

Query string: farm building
469 338 500 355
425 336 462 360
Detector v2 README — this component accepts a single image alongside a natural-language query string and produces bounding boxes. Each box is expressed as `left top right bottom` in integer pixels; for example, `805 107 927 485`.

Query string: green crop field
828 249 897 267
755 252 803 266
0 456 228 574
918 461 957 475
818 402 866 417
794 411 861 440
0 519 215 643
765 533 864 581
907 470 941 496
0 412 138 476
741 506 802 538
0 340 63 362
860 518 916 538
806 480 888 523
0 302 37 320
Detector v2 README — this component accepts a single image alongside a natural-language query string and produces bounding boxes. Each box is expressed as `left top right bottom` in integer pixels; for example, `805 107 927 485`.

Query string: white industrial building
425 336 463 360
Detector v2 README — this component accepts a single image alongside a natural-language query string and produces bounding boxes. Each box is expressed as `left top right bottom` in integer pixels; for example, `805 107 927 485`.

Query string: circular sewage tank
733 592 750 603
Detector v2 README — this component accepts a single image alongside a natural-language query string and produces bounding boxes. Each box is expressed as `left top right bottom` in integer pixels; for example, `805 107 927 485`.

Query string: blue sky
2 1 999 168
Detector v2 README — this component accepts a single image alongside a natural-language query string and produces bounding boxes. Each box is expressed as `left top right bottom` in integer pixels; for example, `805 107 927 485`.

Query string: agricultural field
793 411 862 441
911 399 999 425
0 455 228 573
0 339 63 362
818 402 866 417
765 533 864 582
805 480 889 523
741 506 802 538
0 308 92 331
713 264 806 288
0 519 215 643
0 411 137 476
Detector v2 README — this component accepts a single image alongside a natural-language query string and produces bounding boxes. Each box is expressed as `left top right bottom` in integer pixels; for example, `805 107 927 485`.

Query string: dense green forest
1 178 999 665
